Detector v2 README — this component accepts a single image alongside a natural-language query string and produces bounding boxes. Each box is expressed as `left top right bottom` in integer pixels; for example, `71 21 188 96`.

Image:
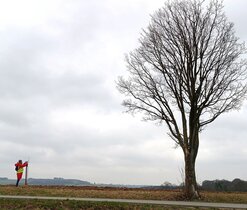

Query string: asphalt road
0 195 247 209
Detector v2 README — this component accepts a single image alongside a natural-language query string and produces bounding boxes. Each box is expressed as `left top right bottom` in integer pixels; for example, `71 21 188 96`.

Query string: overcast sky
0 0 246 186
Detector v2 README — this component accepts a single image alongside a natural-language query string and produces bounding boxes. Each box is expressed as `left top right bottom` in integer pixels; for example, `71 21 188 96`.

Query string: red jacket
15 162 28 173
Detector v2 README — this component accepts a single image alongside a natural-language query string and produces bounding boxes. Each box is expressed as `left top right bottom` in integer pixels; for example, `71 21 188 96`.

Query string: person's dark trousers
16 179 20 187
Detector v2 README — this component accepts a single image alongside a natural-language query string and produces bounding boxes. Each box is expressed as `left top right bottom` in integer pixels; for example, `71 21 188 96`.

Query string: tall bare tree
117 0 247 199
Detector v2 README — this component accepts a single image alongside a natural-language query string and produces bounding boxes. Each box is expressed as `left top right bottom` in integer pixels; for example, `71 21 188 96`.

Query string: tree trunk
184 150 199 199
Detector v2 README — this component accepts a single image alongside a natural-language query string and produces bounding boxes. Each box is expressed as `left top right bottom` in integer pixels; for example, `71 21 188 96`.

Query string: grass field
0 198 227 210
0 185 246 209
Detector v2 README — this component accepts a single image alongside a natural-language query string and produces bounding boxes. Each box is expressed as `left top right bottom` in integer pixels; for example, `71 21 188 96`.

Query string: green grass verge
0 198 232 210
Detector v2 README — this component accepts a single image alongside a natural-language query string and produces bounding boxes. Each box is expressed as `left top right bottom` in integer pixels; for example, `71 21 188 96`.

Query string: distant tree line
1 177 246 191
151 179 247 192
202 179 247 192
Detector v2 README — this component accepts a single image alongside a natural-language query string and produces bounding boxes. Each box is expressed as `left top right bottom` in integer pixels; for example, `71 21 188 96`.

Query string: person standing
15 160 28 187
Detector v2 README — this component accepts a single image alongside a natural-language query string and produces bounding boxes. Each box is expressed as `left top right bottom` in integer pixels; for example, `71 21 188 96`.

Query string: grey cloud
224 0 247 39
0 0 246 184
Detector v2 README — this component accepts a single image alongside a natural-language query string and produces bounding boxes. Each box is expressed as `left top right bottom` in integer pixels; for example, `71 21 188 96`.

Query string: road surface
0 195 247 209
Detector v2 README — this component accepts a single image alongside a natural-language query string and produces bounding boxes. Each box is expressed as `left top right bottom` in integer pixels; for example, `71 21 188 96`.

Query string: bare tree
117 0 247 199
